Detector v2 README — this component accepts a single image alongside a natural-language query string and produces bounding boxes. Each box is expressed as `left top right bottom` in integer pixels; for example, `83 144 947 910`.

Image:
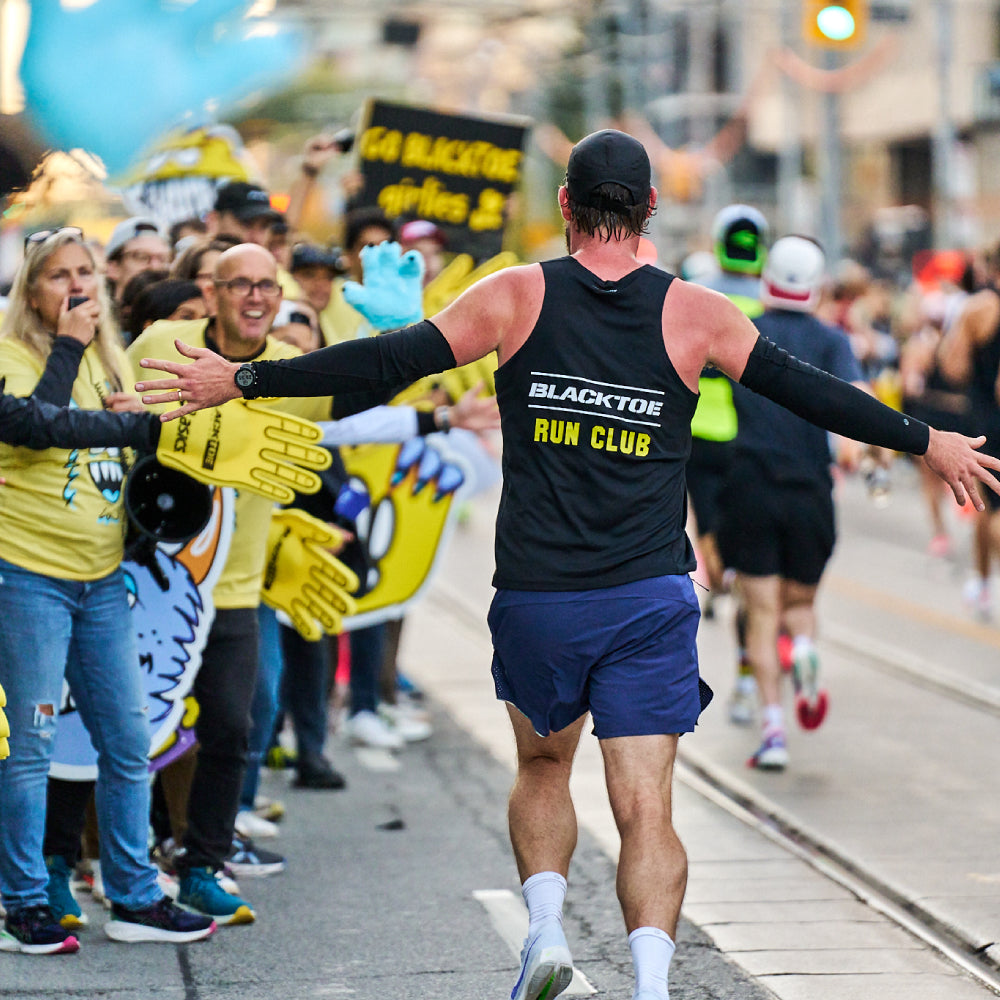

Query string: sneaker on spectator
345 709 404 750
378 701 433 743
216 870 241 895
177 867 255 926
395 670 425 702
252 796 285 823
747 731 789 771
235 810 279 840
265 745 297 770
0 905 80 954
156 871 179 900
105 896 215 943
89 860 107 906
45 855 87 930
71 858 95 895
294 754 347 790
225 834 286 878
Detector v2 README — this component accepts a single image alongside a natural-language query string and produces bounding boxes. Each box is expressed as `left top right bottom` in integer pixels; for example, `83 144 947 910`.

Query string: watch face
235 367 255 388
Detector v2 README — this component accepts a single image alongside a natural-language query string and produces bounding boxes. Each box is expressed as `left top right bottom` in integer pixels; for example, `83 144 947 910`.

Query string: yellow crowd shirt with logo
126 319 330 609
0 337 132 580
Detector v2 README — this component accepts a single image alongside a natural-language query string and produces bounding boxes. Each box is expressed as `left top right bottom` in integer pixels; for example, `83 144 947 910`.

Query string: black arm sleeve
246 320 458 399
31 337 86 406
0 392 160 451
739 336 931 455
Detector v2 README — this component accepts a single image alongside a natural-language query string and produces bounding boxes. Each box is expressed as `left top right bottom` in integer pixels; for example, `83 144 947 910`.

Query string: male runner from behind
136 130 1000 1000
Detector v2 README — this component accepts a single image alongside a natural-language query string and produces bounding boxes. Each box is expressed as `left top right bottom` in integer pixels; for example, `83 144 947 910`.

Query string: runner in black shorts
717 236 864 771
140 133 1000 1000
938 250 1000 618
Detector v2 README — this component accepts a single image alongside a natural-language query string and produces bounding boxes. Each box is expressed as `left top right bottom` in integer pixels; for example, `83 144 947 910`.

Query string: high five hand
136 341 242 420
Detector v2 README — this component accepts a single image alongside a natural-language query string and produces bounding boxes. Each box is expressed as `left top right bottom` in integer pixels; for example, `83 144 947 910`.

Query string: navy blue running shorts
487 575 712 739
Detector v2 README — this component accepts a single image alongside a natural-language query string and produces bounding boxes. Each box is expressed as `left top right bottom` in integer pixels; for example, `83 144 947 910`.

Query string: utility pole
932 0 955 248
777 0 804 233
818 48 843 261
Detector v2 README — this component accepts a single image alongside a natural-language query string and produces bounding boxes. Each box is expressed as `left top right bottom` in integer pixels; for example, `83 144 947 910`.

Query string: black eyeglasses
24 227 84 249
213 277 281 298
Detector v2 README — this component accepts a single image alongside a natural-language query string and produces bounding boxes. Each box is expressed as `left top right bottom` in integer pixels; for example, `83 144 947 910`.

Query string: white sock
762 703 784 737
522 871 566 938
791 634 815 661
629 926 674 999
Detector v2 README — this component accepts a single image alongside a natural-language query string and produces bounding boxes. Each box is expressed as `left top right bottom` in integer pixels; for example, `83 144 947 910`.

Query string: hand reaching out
136 341 241 419
922 429 1000 511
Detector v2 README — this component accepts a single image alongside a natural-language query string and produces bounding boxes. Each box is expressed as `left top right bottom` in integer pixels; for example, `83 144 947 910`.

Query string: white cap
105 217 163 260
760 235 826 313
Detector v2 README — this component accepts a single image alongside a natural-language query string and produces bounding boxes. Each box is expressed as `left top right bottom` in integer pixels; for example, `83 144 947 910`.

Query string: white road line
473 889 596 997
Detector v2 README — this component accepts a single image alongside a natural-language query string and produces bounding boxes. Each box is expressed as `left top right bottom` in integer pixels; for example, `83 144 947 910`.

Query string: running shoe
177 867 255 926
792 647 828 730
104 896 216 943
345 709 404 750
510 920 574 1000
294 755 347 790
225 834 286 878
746 731 789 771
45 855 87 930
0 905 80 954
252 796 286 823
265 745 298 770
235 809 280 840
727 679 756 726
962 577 993 622
378 701 433 742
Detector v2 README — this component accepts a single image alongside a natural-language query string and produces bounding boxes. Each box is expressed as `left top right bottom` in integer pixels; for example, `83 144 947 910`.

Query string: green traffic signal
816 5 856 41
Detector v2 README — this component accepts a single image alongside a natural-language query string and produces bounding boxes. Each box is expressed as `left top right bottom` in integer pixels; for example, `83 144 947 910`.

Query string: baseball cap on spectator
400 219 447 248
566 129 651 209
105 217 163 260
290 243 344 275
214 181 283 223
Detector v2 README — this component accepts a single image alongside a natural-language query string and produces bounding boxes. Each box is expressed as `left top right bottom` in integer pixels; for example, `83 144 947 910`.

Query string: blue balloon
21 0 304 175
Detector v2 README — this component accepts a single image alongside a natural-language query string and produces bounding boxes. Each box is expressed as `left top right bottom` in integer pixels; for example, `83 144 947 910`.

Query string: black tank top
493 256 698 590
969 296 1000 458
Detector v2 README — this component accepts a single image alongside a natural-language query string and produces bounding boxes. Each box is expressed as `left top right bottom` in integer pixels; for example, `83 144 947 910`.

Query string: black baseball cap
290 243 344 275
214 180 282 223
566 130 651 209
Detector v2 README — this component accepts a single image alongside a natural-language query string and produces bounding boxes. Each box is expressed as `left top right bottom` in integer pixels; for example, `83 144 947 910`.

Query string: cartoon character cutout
49 488 234 780
339 437 471 631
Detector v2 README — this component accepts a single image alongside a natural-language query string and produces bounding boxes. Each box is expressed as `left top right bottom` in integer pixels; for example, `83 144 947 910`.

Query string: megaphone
124 454 212 545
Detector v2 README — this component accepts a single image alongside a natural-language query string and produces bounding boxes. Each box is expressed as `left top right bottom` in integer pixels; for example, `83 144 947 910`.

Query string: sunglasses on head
24 227 84 249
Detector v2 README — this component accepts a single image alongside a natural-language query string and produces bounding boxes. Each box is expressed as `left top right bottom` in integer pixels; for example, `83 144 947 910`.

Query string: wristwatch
234 363 257 394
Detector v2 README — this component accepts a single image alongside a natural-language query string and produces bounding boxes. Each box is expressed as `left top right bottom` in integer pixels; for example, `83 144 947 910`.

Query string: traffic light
802 1 868 48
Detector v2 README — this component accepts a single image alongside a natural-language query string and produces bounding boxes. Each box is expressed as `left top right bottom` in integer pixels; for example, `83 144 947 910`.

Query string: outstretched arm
0 390 159 451
730 335 1000 511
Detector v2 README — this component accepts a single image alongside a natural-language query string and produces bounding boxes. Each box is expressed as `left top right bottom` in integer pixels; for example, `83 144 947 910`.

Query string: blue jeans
239 604 284 811
0 558 161 913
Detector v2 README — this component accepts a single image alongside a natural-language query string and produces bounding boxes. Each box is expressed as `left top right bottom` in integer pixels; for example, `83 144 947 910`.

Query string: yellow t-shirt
126 319 330 609
0 336 131 580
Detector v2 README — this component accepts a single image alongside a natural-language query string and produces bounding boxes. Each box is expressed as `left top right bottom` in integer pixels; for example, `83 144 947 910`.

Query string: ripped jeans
0 557 161 914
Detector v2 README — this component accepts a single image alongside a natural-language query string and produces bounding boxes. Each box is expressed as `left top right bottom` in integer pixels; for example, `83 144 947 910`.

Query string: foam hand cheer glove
342 241 425 330
156 400 331 504
0 681 9 760
261 508 359 641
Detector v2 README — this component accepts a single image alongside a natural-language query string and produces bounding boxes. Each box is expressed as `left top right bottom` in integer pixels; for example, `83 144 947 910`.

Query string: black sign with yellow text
356 100 529 261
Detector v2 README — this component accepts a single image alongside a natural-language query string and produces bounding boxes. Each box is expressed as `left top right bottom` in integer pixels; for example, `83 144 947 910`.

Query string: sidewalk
402 474 1000 1000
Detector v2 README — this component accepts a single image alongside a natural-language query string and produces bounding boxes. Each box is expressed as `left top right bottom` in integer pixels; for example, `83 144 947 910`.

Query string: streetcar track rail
428 572 1000 994
676 749 1000 997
